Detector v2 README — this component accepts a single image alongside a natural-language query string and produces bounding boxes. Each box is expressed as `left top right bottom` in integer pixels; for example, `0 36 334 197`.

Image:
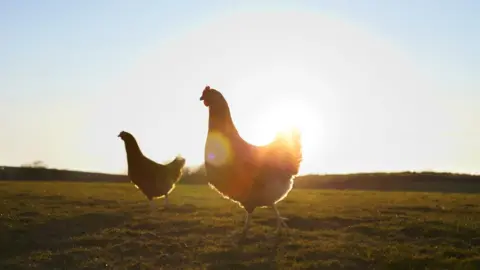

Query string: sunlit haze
1 1 479 175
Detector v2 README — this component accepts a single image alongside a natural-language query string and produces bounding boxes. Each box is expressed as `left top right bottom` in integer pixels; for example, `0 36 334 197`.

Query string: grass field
1 181 479 269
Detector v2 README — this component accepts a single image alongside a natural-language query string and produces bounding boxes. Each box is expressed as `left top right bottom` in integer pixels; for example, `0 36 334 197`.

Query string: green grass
1 181 479 269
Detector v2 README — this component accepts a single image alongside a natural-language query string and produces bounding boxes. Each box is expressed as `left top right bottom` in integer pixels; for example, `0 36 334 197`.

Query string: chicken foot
228 211 252 242
148 196 169 212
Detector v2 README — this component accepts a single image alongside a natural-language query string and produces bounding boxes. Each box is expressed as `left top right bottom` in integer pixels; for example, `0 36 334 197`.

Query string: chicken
199 86 302 237
118 131 186 209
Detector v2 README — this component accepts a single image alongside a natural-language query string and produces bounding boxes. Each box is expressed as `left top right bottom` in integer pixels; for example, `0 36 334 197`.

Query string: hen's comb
204 85 210 91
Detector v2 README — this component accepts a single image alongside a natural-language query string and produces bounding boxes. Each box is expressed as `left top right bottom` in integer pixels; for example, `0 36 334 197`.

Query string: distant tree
21 160 48 168
184 164 203 173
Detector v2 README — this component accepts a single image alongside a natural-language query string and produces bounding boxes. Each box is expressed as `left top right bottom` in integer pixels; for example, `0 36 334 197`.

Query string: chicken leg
242 211 252 235
228 211 252 242
273 204 288 233
164 194 169 208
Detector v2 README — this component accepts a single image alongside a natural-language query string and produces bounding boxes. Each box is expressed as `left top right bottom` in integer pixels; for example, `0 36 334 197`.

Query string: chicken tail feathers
165 156 187 183
271 128 303 176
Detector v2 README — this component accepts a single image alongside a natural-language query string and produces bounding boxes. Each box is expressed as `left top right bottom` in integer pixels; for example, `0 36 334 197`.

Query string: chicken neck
124 138 144 167
208 103 239 137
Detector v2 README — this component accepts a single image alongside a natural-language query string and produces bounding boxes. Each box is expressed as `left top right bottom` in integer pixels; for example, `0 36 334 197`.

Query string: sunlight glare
252 99 310 145
229 65 325 170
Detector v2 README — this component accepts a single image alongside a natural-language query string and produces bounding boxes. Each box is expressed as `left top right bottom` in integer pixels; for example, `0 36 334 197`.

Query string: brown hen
118 131 186 209
200 86 302 237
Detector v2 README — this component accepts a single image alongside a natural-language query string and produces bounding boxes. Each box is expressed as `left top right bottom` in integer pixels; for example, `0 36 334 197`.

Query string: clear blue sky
1 0 479 174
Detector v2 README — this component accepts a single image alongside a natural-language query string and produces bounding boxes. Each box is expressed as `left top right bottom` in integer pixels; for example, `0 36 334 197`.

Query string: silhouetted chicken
200 86 302 237
118 131 186 209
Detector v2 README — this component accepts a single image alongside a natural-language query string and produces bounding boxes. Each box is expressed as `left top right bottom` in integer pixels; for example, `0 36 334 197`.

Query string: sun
229 67 324 159
249 98 316 147
226 64 328 175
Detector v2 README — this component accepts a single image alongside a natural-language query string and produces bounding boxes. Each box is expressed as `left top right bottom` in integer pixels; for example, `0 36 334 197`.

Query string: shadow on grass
0 212 131 262
256 215 385 232
199 235 286 270
3 192 121 209
399 220 478 241
385 205 478 215
165 203 199 213
199 234 371 270
128 202 199 213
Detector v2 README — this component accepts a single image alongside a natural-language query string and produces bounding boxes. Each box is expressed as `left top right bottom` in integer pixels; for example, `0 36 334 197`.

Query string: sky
0 0 479 175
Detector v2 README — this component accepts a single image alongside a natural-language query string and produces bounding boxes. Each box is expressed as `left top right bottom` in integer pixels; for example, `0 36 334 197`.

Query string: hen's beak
200 96 204 101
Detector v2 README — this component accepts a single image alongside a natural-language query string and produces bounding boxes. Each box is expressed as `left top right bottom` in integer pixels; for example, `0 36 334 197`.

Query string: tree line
1 163 479 193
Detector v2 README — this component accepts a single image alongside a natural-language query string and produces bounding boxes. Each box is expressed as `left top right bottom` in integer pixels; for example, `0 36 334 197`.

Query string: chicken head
199 85 224 107
118 131 132 141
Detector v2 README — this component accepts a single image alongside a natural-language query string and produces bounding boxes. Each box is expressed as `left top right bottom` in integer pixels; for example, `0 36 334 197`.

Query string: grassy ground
1 181 479 269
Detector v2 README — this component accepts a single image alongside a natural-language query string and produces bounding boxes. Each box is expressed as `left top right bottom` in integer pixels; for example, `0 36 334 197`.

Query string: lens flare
205 131 233 166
